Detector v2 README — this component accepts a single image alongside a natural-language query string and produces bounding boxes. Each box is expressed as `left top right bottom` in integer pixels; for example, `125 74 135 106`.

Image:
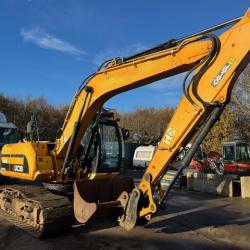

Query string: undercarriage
0 184 72 238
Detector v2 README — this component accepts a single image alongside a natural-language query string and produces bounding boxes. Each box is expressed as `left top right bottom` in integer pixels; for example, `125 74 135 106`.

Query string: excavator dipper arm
121 9 250 228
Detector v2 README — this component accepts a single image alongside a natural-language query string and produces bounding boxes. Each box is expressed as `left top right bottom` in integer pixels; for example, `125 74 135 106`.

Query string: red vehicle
223 140 250 174
190 148 223 174
188 140 250 175
178 144 221 173
189 146 208 172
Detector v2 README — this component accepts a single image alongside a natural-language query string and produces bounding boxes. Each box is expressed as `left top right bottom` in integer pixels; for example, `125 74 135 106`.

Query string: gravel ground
1 187 250 250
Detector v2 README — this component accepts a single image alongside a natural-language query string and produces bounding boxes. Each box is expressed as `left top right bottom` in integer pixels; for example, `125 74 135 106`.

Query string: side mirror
121 128 130 141
27 120 34 134
26 115 39 141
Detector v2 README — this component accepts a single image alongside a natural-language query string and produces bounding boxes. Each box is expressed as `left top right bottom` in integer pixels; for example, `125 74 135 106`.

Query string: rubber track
0 184 73 238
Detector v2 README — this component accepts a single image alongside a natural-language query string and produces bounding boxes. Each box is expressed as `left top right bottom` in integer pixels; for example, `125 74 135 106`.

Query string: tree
0 94 67 141
118 107 174 143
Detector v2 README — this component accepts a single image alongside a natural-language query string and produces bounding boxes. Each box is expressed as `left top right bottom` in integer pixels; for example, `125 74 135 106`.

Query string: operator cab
223 141 250 163
223 140 250 174
79 109 126 174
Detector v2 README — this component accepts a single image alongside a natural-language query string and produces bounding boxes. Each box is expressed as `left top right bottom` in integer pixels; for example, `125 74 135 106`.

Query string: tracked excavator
0 8 249 238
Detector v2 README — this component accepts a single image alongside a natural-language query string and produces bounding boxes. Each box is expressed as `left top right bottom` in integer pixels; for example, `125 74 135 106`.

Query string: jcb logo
212 57 235 87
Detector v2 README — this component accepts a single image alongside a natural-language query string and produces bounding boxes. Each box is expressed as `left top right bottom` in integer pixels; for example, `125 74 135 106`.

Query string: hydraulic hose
182 34 221 107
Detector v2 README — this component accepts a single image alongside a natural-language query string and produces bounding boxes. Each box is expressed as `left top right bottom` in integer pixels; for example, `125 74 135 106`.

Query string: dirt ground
1 187 250 250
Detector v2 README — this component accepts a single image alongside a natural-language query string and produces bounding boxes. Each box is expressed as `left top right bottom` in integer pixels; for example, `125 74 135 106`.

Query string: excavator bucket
73 176 134 224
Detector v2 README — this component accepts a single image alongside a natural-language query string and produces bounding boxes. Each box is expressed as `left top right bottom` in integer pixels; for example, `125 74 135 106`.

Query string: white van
133 145 156 168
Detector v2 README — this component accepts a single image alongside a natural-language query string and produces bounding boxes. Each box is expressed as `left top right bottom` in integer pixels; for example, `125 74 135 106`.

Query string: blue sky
0 1 249 112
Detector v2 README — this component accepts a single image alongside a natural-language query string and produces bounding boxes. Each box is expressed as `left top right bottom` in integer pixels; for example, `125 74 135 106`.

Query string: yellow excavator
0 8 249 238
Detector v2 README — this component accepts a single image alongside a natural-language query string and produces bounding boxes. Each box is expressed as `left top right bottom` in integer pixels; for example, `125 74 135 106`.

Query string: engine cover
0 141 54 181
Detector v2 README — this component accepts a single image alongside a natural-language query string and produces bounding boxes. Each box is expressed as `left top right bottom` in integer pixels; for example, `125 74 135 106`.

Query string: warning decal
163 128 176 145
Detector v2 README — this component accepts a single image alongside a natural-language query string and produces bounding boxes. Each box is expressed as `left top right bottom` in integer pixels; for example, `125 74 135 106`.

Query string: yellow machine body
0 141 54 181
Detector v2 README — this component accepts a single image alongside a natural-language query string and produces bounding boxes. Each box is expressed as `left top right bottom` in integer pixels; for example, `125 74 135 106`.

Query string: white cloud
20 28 85 56
93 42 148 67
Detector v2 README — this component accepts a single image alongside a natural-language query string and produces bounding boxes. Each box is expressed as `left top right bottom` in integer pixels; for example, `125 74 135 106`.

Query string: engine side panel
0 142 54 181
